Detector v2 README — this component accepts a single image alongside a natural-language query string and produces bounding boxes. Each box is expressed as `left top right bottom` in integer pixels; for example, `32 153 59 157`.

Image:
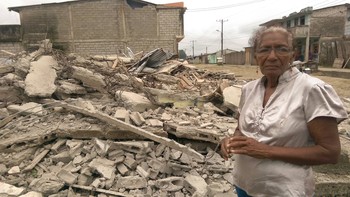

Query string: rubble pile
0 40 349 196
0 41 242 196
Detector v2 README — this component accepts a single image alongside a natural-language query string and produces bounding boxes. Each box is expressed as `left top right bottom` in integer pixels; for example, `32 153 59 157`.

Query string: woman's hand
228 136 270 159
220 136 271 160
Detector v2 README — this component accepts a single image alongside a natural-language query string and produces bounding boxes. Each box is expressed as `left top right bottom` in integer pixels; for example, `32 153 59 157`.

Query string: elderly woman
221 26 348 196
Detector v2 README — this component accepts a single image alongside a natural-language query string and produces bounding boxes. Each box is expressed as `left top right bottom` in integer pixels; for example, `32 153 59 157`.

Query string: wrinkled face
255 31 294 77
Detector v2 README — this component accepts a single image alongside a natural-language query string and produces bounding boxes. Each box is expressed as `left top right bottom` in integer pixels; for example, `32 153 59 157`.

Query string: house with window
1 0 185 57
260 3 350 66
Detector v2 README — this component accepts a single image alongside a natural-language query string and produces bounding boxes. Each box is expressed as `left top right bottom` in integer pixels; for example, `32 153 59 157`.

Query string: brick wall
0 42 24 58
158 9 182 39
311 17 345 37
13 0 184 55
125 4 157 39
310 5 347 37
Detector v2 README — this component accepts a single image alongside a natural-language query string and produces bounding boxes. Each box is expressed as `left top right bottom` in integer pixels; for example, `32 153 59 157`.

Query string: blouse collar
260 67 301 85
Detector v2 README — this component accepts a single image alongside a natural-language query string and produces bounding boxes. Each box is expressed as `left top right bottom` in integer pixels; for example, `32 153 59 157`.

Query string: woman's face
255 31 294 77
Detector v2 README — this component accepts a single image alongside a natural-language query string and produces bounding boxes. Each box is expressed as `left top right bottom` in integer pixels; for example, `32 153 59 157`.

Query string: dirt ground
194 64 350 98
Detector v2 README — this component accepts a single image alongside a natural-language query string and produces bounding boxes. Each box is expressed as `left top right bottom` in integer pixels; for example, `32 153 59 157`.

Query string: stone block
115 176 147 189
88 158 115 179
115 90 157 112
184 174 208 196
155 177 184 192
0 182 25 196
24 56 57 97
56 169 78 185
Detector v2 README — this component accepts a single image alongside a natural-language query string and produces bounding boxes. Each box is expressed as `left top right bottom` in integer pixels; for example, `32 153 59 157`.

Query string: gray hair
249 26 294 50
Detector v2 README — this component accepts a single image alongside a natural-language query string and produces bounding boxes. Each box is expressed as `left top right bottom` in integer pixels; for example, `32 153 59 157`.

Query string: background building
0 0 185 57
260 3 350 66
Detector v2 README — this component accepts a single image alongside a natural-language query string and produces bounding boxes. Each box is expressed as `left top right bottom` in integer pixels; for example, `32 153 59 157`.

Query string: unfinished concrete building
3 0 185 57
260 3 350 66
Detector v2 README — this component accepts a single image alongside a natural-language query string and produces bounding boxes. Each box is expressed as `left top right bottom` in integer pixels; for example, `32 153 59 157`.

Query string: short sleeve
304 83 348 123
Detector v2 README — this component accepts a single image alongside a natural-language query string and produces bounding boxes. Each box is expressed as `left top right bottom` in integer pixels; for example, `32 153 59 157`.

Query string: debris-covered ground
0 40 349 196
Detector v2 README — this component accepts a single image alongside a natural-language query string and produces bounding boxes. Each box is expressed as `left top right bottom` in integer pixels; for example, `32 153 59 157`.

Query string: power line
187 0 265 12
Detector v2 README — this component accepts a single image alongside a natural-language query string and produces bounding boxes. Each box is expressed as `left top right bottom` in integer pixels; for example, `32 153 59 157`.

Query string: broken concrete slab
7 102 43 116
114 107 129 121
28 178 64 195
184 174 208 196
88 158 116 179
24 56 57 97
56 169 78 185
13 58 31 78
71 66 107 93
164 123 221 143
44 100 204 161
0 86 24 104
55 80 87 98
0 64 14 74
0 182 25 196
19 191 44 197
114 176 147 189
115 91 157 112
222 85 242 112
130 112 146 126
111 141 153 155
155 177 184 192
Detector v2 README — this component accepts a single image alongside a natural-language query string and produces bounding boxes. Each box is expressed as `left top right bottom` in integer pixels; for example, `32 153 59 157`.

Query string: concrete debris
24 56 57 97
0 45 348 196
0 182 25 196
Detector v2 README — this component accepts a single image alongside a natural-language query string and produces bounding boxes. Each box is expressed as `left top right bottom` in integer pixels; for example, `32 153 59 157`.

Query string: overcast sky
1 0 349 55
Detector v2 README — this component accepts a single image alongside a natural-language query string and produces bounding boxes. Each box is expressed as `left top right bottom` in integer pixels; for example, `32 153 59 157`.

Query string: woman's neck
265 76 279 88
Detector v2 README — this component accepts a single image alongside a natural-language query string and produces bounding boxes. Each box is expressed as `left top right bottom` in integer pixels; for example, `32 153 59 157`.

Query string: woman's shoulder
242 78 262 89
297 73 327 88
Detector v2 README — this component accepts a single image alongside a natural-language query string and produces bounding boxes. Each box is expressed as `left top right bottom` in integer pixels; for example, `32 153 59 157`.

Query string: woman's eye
278 47 289 52
258 48 269 53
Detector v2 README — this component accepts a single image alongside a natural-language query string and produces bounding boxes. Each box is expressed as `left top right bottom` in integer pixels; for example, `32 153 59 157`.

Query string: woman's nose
267 49 278 59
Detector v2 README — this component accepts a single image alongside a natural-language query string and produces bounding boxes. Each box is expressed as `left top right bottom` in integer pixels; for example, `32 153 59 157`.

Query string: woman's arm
220 115 243 160
227 116 341 165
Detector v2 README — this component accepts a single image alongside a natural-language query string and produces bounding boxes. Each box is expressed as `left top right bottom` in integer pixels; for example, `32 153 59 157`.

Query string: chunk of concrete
29 178 64 195
7 102 43 116
24 56 57 97
0 108 10 120
115 91 157 112
0 86 23 103
111 141 153 154
88 158 115 179
0 64 14 74
56 80 87 95
115 176 147 189
130 112 145 126
222 85 242 111
19 191 43 197
0 182 25 196
71 66 106 93
14 58 30 78
56 169 78 185
184 174 208 196
146 119 163 127
155 177 184 192
8 166 20 174
117 163 129 175
114 107 129 121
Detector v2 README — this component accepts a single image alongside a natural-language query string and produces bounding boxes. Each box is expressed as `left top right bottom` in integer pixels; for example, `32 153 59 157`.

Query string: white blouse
234 67 348 197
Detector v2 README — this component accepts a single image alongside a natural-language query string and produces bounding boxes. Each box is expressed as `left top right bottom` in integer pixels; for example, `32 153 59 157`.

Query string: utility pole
190 40 196 58
217 19 228 58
